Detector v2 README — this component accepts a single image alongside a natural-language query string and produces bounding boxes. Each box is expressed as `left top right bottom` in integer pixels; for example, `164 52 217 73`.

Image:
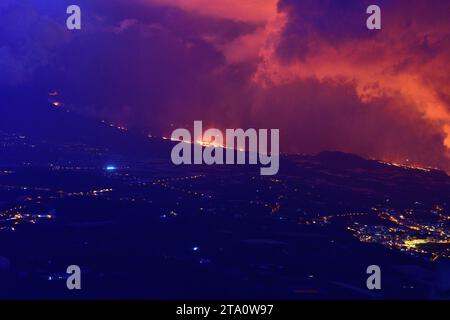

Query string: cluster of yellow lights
403 238 450 249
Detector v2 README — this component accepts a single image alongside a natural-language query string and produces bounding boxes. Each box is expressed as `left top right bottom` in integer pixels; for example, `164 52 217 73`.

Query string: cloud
2 0 450 171
253 0 450 161
144 0 278 23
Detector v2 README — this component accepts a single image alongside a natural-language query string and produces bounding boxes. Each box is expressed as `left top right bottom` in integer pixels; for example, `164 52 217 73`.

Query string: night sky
1 0 450 170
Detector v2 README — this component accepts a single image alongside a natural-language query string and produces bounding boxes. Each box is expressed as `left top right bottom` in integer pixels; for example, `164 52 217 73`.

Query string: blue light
192 246 200 252
106 165 117 171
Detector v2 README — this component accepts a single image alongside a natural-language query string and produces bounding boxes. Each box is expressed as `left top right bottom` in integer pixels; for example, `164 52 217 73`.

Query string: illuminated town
347 207 450 261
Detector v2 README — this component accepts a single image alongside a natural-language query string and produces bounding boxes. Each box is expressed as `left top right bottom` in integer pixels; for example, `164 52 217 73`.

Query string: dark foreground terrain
0 99 449 299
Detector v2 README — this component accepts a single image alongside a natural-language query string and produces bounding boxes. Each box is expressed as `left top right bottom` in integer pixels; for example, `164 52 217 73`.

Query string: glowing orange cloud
253 3 450 152
146 0 278 23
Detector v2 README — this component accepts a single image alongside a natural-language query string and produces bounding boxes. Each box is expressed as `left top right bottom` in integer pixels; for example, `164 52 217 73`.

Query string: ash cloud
2 0 450 170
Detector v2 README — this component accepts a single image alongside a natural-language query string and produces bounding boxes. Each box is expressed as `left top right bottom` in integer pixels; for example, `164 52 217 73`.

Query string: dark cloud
0 1 67 85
